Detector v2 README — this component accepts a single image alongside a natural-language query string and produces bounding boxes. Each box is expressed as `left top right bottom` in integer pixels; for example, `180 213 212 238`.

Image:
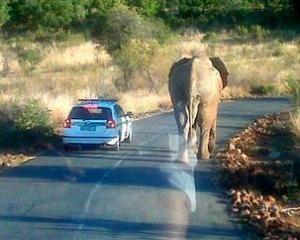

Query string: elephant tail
187 58 195 143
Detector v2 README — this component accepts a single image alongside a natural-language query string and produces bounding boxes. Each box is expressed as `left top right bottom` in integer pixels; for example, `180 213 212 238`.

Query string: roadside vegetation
0 100 53 149
217 112 300 239
216 75 300 238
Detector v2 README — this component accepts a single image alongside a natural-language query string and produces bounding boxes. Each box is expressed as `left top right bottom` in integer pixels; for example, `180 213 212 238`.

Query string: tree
114 38 159 91
94 3 170 52
87 0 116 17
0 0 9 28
91 3 170 91
125 0 163 17
8 0 87 32
97 4 147 52
291 0 300 20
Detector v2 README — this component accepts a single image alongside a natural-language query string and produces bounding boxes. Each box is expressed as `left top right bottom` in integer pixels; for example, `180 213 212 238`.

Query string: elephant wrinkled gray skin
168 55 229 162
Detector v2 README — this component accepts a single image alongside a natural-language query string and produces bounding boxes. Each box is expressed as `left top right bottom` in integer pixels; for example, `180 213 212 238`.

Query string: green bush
0 101 22 147
234 25 270 41
93 3 170 53
7 0 87 33
16 100 53 137
88 0 115 15
125 0 162 17
0 0 9 28
0 100 54 149
202 32 220 43
91 2 170 91
14 46 43 72
94 4 145 52
250 84 277 95
114 38 159 91
286 76 300 107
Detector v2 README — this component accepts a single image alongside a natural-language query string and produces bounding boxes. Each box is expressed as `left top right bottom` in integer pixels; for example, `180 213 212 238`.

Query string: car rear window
69 107 112 120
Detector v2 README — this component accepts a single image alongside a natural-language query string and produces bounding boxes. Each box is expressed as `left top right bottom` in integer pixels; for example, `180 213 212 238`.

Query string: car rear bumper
62 136 119 145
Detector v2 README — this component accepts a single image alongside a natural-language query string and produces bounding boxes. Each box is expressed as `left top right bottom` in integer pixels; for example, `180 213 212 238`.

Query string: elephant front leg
197 128 210 160
174 105 190 164
188 126 197 147
208 120 217 153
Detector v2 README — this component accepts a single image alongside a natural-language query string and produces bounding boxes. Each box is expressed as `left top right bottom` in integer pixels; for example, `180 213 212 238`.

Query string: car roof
76 99 118 108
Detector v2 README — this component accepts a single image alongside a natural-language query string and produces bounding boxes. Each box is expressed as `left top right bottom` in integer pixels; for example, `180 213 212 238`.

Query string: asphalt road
0 98 291 240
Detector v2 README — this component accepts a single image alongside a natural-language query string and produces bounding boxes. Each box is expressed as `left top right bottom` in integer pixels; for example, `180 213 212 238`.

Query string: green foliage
92 3 171 91
95 3 170 53
202 32 220 43
14 46 43 72
0 100 54 149
1 0 299 37
285 76 300 107
114 38 159 90
0 0 9 28
87 0 116 17
177 0 223 24
169 0 296 28
16 100 52 134
234 25 270 41
250 85 277 95
8 0 87 32
99 4 146 52
125 0 162 17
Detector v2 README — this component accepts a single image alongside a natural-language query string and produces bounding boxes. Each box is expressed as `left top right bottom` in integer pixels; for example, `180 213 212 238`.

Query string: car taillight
64 118 71 128
106 119 116 128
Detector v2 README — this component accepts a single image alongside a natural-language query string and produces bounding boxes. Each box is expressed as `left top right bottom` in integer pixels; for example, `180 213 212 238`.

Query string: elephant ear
210 57 229 89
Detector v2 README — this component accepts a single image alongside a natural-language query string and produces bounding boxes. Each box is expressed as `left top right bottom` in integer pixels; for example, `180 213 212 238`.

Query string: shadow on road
0 164 208 191
0 214 244 239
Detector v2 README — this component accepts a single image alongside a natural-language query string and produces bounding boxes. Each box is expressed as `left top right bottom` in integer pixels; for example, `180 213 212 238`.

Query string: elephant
168 55 229 161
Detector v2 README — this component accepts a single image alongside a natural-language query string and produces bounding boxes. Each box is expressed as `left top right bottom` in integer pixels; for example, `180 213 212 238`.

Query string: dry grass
39 42 111 70
207 40 300 95
0 90 171 129
221 85 251 99
119 90 171 114
0 30 299 127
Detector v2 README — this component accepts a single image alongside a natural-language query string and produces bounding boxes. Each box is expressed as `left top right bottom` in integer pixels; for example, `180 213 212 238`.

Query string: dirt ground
217 112 300 239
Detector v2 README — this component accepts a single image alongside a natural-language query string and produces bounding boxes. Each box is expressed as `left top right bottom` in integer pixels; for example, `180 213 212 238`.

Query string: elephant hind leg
188 105 199 147
208 119 217 153
197 106 217 160
197 129 210 160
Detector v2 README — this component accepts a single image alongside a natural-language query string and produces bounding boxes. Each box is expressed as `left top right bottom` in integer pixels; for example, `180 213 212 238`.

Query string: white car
62 99 133 151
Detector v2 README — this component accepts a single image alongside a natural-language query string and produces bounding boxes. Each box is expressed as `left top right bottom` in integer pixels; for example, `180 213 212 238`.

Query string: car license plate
80 126 96 131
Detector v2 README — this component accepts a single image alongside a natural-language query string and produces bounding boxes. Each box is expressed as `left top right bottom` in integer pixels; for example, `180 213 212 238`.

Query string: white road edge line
132 110 173 122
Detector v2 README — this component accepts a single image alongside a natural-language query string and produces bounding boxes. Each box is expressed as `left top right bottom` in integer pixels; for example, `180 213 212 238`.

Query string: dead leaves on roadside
228 189 298 238
0 153 34 168
217 113 300 239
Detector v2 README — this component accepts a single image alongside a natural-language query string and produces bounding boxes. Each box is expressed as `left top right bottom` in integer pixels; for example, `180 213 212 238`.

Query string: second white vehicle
62 99 133 151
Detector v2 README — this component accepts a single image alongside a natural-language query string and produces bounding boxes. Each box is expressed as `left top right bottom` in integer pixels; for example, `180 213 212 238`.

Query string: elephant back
168 58 193 100
190 56 221 107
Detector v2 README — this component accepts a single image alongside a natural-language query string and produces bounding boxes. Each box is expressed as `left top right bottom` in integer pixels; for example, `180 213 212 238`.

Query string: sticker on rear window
88 108 103 114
